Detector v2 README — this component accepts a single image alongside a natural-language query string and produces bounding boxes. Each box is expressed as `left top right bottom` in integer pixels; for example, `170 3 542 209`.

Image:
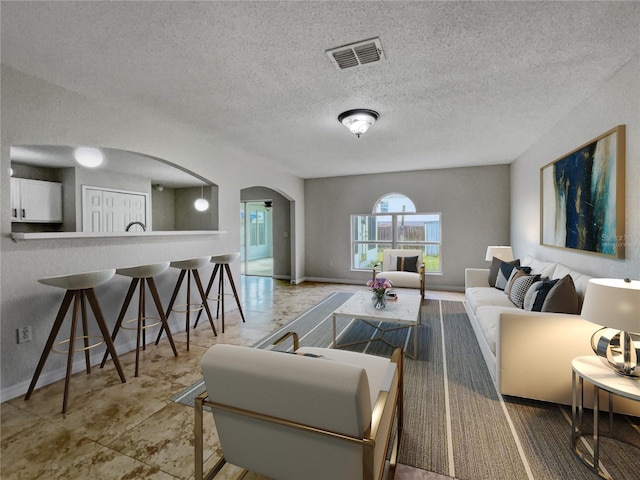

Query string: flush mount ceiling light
338 109 379 138
73 146 104 168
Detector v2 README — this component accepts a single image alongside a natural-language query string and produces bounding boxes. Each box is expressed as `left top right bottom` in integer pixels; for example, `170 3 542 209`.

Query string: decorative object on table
367 277 393 309
540 125 625 258
581 277 640 377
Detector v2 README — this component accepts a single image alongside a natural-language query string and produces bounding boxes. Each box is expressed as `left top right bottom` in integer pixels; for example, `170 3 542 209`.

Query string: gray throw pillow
488 257 520 287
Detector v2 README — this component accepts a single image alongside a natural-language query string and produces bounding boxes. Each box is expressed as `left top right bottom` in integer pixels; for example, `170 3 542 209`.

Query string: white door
82 186 148 232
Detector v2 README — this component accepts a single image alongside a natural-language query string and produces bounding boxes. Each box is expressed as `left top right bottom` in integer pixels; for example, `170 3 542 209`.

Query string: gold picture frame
540 125 625 258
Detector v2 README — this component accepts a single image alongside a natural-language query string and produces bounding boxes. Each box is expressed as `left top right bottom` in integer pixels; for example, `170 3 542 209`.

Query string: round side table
571 356 640 480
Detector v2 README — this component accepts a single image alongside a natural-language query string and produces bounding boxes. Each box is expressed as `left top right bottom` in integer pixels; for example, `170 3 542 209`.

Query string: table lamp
485 246 514 262
580 278 640 377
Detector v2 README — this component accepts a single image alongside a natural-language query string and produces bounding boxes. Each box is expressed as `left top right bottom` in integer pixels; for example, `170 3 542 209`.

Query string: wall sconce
338 109 379 138
74 147 104 168
581 278 640 377
194 183 209 212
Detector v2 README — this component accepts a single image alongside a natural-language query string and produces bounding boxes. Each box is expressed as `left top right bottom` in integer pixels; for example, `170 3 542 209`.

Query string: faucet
125 221 146 232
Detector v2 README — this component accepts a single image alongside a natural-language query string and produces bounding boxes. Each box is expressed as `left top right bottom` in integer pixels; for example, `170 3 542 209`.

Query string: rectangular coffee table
332 291 421 358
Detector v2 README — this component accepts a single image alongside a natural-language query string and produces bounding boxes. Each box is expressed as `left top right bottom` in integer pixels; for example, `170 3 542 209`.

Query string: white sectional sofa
465 255 639 415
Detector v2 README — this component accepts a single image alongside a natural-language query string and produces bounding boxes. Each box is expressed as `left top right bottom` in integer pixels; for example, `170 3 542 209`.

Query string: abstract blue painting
541 126 625 258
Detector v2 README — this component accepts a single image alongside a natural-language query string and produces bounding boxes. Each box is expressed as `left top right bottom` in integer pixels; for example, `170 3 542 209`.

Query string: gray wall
241 186 292 280
152 187 176 231
304 164 511 290
511 55 640 279
174 186 218 231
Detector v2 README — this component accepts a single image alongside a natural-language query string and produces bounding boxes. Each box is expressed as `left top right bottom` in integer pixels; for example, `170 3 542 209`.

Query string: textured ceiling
2 1 639 179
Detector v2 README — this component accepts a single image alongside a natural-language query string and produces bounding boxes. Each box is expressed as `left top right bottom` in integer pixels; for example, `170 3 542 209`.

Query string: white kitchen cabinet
11 178 63 223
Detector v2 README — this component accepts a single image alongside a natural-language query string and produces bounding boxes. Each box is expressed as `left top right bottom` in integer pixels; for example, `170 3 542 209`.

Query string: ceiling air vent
326 37 385 70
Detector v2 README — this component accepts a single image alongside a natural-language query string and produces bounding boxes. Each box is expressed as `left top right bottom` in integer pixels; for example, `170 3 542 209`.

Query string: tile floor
1 277 462 480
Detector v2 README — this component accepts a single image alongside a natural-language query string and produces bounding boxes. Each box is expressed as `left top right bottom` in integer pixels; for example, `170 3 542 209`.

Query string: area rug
173 292 640 480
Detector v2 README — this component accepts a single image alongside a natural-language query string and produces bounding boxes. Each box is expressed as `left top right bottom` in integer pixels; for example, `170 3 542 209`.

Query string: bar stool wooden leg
101 278 138 368
80 293 91 373
193 269 217 336
62 292 81 414
147 277 178 357
195 264 221 328
24 290 74 402
85 288 126 384
225 264 246 323
155 269 185 345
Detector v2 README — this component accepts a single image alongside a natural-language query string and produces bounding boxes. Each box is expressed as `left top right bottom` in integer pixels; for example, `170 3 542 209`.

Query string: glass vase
372 293 386 310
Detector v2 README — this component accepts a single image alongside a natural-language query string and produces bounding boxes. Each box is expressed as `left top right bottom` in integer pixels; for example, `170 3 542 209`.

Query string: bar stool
155 256 217 351
196 252 245 333
24 269 126 414
100 262 178 377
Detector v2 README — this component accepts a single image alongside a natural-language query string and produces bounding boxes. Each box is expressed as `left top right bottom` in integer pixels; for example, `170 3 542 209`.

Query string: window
351 193 441 273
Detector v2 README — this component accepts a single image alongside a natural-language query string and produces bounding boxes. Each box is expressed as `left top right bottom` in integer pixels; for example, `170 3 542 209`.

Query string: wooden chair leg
85 288 126 384
193 270 217 337
147 277 178 357
61 292 81 414
101 278 138 368
155 269 185 345
80 293 91 373
225 264 245 323
195 264 220 327
25 290 74 401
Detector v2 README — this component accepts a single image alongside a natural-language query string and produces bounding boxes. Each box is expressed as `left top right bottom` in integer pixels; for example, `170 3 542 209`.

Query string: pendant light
194 183 209 211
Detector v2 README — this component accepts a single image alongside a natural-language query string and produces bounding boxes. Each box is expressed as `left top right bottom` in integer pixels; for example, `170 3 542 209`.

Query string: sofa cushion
525 275 579 314
523 279 545 311
509 274 541 308
522 255 557 278
504 269 525 297
496 263 532 290
541 274 580 314
552 263 591 307
466 286 515 314
378 270 420 289
488 257 520 287
475 306 520 355
397 256 418 273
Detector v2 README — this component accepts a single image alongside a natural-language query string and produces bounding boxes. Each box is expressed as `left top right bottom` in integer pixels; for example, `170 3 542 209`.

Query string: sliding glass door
240 201 273 276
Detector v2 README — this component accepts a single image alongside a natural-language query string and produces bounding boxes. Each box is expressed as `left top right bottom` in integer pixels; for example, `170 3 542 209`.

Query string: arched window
373 193 416 214
351 193 441 273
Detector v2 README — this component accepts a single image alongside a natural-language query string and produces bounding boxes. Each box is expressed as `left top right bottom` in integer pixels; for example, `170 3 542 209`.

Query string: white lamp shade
581 278 640 333
485 246 514 262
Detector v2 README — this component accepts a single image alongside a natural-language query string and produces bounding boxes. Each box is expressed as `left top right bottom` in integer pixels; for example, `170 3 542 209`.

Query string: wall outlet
17 326 32 344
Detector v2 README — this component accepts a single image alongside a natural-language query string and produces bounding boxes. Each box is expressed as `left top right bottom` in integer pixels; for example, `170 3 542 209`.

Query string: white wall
0 66 305 398
511 55 640 278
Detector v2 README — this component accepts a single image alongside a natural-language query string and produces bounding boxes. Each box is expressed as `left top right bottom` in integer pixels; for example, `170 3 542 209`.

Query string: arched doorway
240 186 292 280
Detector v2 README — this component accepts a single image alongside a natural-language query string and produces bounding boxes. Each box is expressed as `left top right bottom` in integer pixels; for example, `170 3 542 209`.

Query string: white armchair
374 249 425 299
195 337 403 480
